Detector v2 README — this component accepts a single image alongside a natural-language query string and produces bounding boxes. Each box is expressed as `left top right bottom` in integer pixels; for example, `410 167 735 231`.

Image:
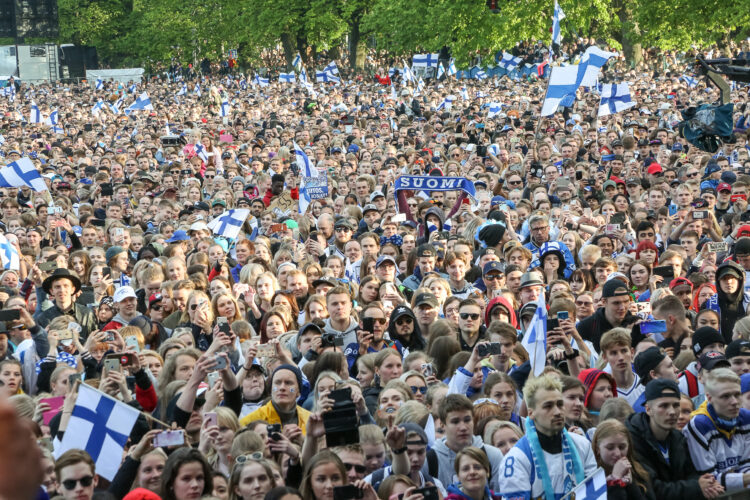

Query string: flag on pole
54 384 140 481
220 97 230 117
45 109 63 134
194 83 202 96
110 96 125 115
521 290 547 377
0 157 48 191
207 209 250 240
324 62 340 76
254 75 269 87
402 61 415 83
279 72 296 83
128 83 137 94
412 53 439 68
416 77 425 94
598 83 635 116
499 53 522 71
550 0 566 62
541 65 584 116
0 233 20 270
299 68 308 84
92 100 105 116
125 93 153 114
296 142 316 214
437 63 445 80
95 78 103 90
292 53 302 71
177 83 187 96
487 102 503 118
29 101 42 123
568 468 607 500
579 46 618 87
682 75 698 88
447 58 457 77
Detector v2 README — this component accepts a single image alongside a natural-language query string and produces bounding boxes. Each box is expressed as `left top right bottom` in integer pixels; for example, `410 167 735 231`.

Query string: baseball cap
647 163 663 175
113 286 137 303
312 277 338 289
697 351 730 372
334 218 356 231
737 225 750 238
362 204 379 215
148 293 163 308
483 261 503 276
626 177 641 186
717 182 732 193
603 180 617 191
644 379 681 402
416 244 436 258
414 292 439 308
634 346 667 381
692 326 725 355
602 279 630 298
375 255 397 268
669 277 693 292
725 339 750 360
370 191 385 201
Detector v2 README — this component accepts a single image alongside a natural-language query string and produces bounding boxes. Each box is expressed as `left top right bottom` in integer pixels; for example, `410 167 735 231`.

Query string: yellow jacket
239 400 311 434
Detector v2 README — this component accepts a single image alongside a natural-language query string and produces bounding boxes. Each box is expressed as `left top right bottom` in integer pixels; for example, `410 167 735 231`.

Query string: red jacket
375 74 392 85
262 187 299 207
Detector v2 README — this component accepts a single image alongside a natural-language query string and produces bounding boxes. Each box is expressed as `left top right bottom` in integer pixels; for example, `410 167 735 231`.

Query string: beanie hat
105 245 126 264
123 488 162 500
271 364 303 392
477 222 507 248
735 237 750 257
578 369 617 409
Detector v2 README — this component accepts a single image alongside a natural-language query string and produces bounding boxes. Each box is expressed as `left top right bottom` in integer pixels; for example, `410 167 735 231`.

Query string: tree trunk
280 33 295 69
348 19 362 69
614 0 642 67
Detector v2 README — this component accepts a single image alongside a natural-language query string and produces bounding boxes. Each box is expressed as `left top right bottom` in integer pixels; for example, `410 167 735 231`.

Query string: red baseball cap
737 225 750 238
647 163 663 175
718 182 732 192
669 277 693 292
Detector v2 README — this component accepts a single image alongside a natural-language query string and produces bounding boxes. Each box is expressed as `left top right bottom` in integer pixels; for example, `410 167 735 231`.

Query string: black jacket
625 412 703 500
36 302 98 341
576 307 638 353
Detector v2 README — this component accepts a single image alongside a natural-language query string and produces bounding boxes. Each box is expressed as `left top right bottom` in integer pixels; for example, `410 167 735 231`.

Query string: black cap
193 201 210 211
334 218 356 231
644 379 681 402
692 326 725 355
726 339 750 359
602 279 630 298
414 292 439 308
416 244 436 258
697 351 731 372
634 346 666 382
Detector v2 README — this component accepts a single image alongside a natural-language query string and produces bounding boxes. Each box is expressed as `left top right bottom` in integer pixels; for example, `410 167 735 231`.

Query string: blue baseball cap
483 261 503 276
491 195 506 207
376 255 397 268
166 230 190 243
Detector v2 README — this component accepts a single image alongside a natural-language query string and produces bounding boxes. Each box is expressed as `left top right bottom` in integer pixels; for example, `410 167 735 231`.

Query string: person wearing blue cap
482 261 505 300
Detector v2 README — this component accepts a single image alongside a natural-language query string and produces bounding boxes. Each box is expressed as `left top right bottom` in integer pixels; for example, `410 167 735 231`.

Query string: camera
477 343 502 357
322 387 359 446
321 332 344 348
160 135 187 147
267 424 282 441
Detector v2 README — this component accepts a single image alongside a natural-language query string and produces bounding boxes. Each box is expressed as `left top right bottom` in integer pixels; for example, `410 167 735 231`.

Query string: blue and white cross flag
254 75 269 87
194 83 202 96
177 83 187 95
487 102 503 118
598 83 635 117
579 46 618 87
542 65 585 116
125 92 153 114
29 101 42 123
437 63 445 80
0 157 48 192
0 233 20 270
208 208 251 240
296 142 327 214
550 0 566 60
279 72 296 83
299 68 308 84
193 143 209 163
220 97 230 117
402 61 415 82
521 290 547 376
292 53 302 70
447 58 457 76
53 384 140 480
95 78 103 90
412 53 439 68
499 52 522 71
475 67 488 80
566 468 607 500
92 100 105 116
682 75 698 88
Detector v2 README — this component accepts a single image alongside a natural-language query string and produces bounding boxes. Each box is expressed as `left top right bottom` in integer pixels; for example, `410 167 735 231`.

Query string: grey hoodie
420 435 504 491
323 317 359 347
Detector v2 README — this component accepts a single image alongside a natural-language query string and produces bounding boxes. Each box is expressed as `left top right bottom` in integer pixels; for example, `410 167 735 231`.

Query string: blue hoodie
445 483 500 500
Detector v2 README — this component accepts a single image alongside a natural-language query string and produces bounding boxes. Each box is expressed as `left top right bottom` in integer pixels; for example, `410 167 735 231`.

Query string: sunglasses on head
344 463 367 474
460 313 480 320
62 476 94 490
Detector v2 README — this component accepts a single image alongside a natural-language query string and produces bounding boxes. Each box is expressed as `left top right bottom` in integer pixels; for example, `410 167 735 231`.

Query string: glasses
507 180 522 186
335 227 351 233
10 324 27 330
451 154 461 158
460 313 480 320
364 317 387 325
395 317 413 326
170 170 180 175
686 172 698 178
62 476 94 490
410 385 427 395
484 274 502 281
445 307 458 315
576 300 593 306
151 305 162 311
235 452 264 464
205 175 215 179
344 463 367 474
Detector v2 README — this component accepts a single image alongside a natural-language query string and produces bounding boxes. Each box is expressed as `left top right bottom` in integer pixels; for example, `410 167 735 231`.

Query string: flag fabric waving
193 143 209 163
0 157 48 191
550 0 566 62
92 100 105 116
521 291 547 377
682 75 698 88
296 142 316 214
412 53 440 68
292 53 302 70
279 72 296 83
499 53 522 71
220 98 230 117
29 101 42 123
598 83 636 117
542 65 585 116
54 384 140 481
0 233 20 270
579 46 618 87
207 209 251 240
567 468 607 500
95 78 103 90
125 93 153 114
254 75 269 87
447 59 458 76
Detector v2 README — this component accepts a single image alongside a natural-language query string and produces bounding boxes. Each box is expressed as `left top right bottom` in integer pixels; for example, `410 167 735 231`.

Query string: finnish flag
292 53 302 70
598 82 635 117
570 468 607 500
194 83 202 96
0 234 20 270
194 143 210 163
254 75 269 87
299 68 308 84
92 100 105 115
125 92 153 114
499 52 521 71
402 61 415 82
416 77 425 94
128 83 137 94
412 53 439 68
46 109 63 134
177 83 187 96
541 64 584 116
110 96 125 114
54 384 139 481
579 46 618 87
279 72 296 83
521 290 547 377
324 61 340 75
437 63 445 80
208 208 250 240
487 102 503 118
0 157 48 192
29 101 42 123
220 98 230 117
447 58 457 76
682 75 698 88
550 0 566 59
474 67 488 80
95 78 103 90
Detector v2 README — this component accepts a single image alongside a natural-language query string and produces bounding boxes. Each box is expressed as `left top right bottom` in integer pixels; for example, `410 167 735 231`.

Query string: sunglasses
364 317 387 325
62 476 94 490
576 300 593 306
460 313 480 320
507 180 522 185
395 317 413 326
335 227 351 232
344 463 367 474
410 385 427 395
205 175 215 179
235 452 264 464
484 274 502 281
686 172 698 178
151 304 162 311
170 170 180 175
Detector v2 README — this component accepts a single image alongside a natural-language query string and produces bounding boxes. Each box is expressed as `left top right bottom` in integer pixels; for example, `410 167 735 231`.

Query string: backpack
679 370 699 397
426 445 488 479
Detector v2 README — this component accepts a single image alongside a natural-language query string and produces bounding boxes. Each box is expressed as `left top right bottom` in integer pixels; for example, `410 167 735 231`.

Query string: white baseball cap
113 286 137 303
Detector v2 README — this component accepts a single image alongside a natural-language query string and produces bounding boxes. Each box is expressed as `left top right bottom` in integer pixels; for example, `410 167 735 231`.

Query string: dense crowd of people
0 39 749 500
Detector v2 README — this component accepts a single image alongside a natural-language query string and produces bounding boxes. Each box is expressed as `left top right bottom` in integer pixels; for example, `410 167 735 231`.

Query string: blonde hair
523 375 563 410
705 368 741 396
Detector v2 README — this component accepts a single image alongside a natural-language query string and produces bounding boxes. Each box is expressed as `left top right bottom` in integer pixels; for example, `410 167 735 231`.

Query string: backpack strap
681 370 699 397
427 448 439 479
370 468 386 492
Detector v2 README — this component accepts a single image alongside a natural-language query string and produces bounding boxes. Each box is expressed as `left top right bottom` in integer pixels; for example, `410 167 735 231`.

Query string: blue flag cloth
0 157 48 191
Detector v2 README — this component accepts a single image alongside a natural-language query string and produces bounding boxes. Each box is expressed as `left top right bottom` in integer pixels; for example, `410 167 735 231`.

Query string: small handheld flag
29 101 42 123
207 209 251 240
0 157 48 192
520 290 547 377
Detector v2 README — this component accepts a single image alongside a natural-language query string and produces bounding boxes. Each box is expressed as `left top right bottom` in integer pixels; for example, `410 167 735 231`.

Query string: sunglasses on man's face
344 462 367 474
460 313 480 321
62 476 94 491
395 317 413 326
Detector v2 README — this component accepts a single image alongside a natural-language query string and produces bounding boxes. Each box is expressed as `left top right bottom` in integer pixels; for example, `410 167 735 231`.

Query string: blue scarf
394 175 477 202
525 417 584 500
